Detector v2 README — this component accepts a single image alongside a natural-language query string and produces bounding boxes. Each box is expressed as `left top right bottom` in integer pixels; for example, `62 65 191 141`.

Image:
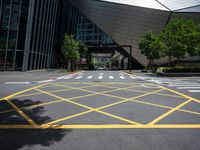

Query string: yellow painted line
13 89 70 98
45 89 164 125
97 89 165 110
4 98 37 127
35 89 94 110
1 83 48 100
0 124 200 129
0 99 65 114
125 88 185 99
129 99 200 115
178 108 200 115
0 85 139 115
95 109 141 125
35 88 141 125
40 124 200 129
2 91 199 118
46 110 94 125
160 86 200 103
148 99 193 125
50 83 141 100
14 84 102 98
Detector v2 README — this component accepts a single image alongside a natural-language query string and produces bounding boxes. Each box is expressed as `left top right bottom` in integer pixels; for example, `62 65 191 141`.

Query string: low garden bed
156 67 200 76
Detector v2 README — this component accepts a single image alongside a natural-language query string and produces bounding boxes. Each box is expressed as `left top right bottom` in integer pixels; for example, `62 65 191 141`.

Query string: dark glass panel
17 0 30 50
5 50 14 70
0 51 5 71
8 31 17 49
14 50 23 71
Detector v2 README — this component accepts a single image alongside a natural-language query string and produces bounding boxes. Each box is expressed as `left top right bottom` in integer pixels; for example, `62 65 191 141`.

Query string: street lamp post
129 45 132 72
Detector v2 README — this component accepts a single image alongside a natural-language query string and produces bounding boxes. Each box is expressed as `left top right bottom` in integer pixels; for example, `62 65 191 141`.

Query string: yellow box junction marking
0 82 199 129
0 83 48 126
35 88 142 125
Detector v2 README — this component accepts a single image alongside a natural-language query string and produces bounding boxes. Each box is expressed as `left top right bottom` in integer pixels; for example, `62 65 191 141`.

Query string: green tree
184 21 200 56
138 31 165 68
86 54 94 70
161 19 200 66
78 42 88 57
78 42 88 69
161 19 186 65
61 34 80 72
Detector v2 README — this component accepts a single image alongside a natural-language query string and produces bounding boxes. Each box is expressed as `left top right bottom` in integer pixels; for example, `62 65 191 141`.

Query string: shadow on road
0 99 71 150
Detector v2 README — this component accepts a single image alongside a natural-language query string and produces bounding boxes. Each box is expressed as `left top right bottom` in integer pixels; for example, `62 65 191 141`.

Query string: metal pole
129 45 132 72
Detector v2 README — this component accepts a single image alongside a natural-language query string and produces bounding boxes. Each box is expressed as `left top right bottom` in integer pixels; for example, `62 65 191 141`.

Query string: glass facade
0 0 77 71
76 14 114 45
26 0 59 71
0 0 199 71
0 0 28 71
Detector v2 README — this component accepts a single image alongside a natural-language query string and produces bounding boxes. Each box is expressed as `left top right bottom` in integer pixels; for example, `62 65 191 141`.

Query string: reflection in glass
0 51 6 71
76 14 114 45
6 51 14 70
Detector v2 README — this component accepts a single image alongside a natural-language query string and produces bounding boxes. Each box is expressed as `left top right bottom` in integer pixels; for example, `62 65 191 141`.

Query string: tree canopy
138 31 165 67
61 34 88 71
138 19 200 68
61 34 80 62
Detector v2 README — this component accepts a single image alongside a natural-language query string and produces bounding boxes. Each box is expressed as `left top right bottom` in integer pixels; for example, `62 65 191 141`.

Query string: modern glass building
0 0 200 71
0 0 79 71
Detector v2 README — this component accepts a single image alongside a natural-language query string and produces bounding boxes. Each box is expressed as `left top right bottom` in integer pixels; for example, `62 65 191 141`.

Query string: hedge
157 67 200 73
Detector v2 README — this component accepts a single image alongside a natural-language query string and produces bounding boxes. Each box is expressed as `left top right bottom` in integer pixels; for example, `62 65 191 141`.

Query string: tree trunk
71 61 73 72
68 60 71 72
80 60 82 70
168 56 172 67
148 59 153 68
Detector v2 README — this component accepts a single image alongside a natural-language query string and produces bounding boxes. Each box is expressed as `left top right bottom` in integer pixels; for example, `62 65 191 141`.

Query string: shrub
157 67 200 73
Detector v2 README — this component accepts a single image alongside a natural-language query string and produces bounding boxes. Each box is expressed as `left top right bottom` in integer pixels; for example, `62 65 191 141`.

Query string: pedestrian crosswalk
144 78 200 93
55 73 200 94
4 71 200 95
56 73 138 81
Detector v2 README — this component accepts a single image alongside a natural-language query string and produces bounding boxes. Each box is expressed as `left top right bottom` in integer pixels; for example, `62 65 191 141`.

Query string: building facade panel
69 0 170 66
0 0 200 71
69 0 200 67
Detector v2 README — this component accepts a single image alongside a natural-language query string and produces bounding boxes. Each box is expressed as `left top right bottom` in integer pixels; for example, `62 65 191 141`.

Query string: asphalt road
0 70 199 150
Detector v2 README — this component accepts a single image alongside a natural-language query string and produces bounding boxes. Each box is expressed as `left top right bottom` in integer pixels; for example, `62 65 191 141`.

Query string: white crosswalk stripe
98 76 103 79
36 79 56 83
109 76 114 79
177 87 200 89
5 82 30 84
119 76 125 79
76 76 82 79
169 84 200 87
130 76 136 79
139 76 200 93
189 90 200 93
87 76 92 79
